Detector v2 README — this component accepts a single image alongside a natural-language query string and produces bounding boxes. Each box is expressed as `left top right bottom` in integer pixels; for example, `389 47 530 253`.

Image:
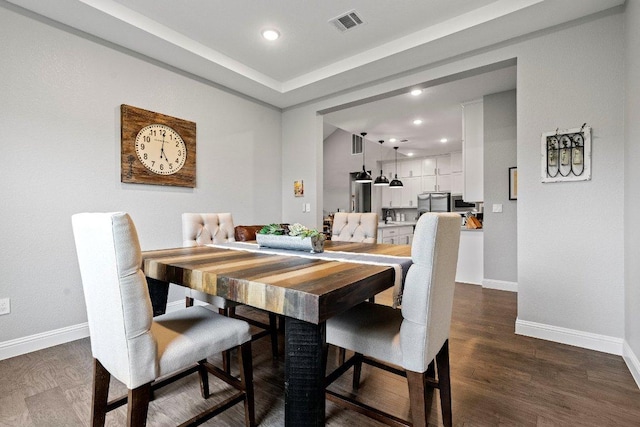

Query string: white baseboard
483 279 518 292
0 322 90 361
623 341 640 389
515 318 623 355
0 299 188 361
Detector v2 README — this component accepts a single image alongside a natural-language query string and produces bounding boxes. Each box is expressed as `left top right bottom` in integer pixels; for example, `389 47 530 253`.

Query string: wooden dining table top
142 240 411 324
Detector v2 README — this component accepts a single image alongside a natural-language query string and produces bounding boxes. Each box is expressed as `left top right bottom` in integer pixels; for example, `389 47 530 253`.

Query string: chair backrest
72 212 157 389
399 213 461 372
182 213 235 246
331 212 379 243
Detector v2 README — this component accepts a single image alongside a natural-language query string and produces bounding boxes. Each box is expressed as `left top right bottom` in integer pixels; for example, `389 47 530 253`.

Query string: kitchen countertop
378 221 417 229
378 221 483 231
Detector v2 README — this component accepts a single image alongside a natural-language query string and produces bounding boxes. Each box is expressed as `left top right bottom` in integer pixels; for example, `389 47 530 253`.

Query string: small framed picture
509 167 517 200
294 180 304 197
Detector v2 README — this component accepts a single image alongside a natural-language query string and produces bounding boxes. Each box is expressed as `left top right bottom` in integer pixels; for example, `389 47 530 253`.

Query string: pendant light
373 140 390 186
389 147 404 188
355 132 373 183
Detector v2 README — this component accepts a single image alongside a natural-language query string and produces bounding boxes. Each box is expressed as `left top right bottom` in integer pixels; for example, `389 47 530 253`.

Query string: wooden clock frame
120 104 196 187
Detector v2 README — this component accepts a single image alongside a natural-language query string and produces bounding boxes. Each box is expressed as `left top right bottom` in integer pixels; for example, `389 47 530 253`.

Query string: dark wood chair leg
352 353 363 390
269 313 279 360
185 296 194 307
197 359 210 399
338 347 346 365
238 342 256 427
219 307 232 374
91 359 110 427
407 369 428 427
127 383 151 427
436 340 452 427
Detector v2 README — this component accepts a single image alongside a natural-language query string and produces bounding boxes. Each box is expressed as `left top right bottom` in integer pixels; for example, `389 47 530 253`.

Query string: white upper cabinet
436 155 451 176
421 155 451 191
400 159 422 178
421 157 437 176
451 151 463 173
462 100 484 202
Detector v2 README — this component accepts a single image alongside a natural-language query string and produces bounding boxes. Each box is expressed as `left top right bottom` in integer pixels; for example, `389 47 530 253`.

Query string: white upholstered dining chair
331 212 379 243
182 213 278 368
325 212 461 427
72 212 255 427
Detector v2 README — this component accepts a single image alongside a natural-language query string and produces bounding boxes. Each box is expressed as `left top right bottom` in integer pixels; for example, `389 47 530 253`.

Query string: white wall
624 0 640 383
483 90 517 286
283 9 626 354
0 6 282 345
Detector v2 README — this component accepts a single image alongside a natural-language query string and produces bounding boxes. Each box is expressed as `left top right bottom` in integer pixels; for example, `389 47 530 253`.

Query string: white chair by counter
325 213 461 427
331 212 379 243
182 213 278 370
72 212 255 427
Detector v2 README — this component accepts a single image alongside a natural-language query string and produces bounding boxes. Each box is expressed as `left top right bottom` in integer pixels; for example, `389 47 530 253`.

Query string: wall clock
121 104 196 187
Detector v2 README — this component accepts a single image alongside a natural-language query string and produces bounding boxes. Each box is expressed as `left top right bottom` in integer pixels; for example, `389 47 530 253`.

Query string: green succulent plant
258 223 325 240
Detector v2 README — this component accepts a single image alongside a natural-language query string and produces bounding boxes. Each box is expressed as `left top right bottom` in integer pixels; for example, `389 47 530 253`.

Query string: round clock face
135 124 186 175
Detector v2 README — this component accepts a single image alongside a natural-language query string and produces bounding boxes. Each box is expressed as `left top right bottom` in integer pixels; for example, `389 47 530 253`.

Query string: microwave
451 195 476 212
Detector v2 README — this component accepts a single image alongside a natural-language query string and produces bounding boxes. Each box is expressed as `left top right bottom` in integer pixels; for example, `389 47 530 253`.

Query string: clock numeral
175 158 179 164
151 161 155 167
177 150 182 157
169 164 173 170
140 143 145 150
160 164 164 171
175 141 180 148
143 153 148 160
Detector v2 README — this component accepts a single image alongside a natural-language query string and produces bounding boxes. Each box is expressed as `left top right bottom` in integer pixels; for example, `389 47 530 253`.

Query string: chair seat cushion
327 302 403 367
152 306 251 376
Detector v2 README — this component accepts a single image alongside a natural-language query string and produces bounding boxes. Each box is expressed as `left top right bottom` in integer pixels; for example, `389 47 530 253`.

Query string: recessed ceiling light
410 89 423 96
407 152 414 156
389 138 397 143
440 138 448 143
413 119 423 125
262 29 280 41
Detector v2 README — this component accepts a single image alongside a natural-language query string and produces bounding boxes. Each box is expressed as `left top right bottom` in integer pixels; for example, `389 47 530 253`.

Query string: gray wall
624 0 640 381
483 90 517 284
0 6 282 343
282 9 628 357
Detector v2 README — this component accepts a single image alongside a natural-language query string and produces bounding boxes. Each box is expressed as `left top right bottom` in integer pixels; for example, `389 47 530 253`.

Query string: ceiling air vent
330 10 365 33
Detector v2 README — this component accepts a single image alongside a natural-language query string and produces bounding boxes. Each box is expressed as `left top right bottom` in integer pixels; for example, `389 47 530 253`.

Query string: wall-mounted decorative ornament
541 124 591 183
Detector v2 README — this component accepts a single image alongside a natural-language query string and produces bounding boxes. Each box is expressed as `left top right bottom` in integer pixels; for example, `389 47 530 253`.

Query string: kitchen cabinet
378 225 414 245
462 100 483 202
401 177 420 207
451 172 463 195
382 161 396 183
400 159 422 178
421 155 451 192
382 177 419 208
451 151 462 173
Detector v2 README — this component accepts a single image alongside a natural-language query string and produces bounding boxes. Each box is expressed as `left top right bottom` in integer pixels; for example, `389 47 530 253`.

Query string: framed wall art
294 180 304 197
541 125 591 183
509 167 518 200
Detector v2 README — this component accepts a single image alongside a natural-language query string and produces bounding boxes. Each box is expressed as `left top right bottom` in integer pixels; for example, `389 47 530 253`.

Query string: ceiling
4 0 623 109
323 64 517 157
4 0 623 157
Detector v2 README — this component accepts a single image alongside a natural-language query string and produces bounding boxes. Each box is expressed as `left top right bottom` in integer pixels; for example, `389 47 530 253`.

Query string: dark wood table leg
284 317 327 427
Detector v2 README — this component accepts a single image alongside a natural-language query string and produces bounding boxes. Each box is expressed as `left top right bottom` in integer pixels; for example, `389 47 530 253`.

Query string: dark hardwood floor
1 283 639 426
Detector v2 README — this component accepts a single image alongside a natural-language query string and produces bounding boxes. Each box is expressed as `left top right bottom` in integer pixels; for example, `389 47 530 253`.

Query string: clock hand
161 148 171 164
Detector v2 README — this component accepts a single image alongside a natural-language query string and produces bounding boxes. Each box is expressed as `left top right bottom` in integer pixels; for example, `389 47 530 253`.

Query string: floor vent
330 10 365 32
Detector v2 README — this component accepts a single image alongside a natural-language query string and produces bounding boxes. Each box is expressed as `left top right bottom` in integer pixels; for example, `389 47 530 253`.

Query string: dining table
141 240 412 427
